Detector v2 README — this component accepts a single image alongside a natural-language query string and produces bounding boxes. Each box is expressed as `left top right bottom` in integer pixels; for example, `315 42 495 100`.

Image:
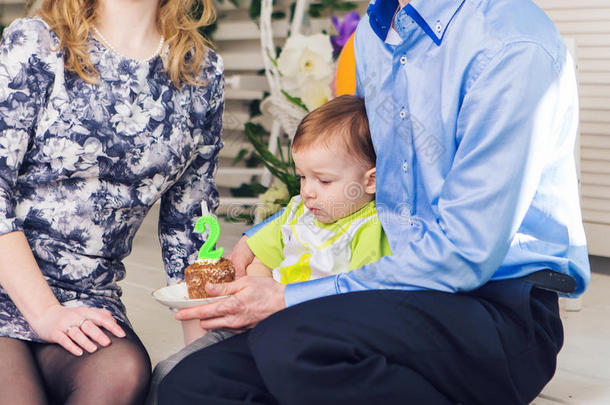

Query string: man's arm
285 42 575 307
174 41 577 329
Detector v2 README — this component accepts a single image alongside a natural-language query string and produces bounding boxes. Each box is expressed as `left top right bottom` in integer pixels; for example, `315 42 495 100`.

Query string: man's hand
175 276 286 330
226 235 255 278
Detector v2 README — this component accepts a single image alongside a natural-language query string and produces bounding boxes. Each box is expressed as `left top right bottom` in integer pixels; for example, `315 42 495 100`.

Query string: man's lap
159 279 562 405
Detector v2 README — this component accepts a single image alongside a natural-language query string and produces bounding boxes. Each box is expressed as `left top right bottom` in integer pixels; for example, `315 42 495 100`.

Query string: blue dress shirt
248 0 590 307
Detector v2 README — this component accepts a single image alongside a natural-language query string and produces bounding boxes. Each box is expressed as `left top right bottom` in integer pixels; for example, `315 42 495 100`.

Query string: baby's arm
246 257 273 277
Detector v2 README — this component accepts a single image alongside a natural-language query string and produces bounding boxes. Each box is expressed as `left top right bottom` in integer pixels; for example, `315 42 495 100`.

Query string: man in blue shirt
158 0 590 403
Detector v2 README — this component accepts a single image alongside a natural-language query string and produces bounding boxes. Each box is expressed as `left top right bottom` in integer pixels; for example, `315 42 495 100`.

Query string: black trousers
158 279 563 405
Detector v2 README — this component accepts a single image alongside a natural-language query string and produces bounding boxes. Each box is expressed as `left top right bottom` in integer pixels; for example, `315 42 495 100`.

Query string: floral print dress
0 18 224 342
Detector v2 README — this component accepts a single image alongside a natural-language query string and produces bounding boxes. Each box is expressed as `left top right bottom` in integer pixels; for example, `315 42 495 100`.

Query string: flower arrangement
276 33 334 112
248 11 361 221
274 11 361 113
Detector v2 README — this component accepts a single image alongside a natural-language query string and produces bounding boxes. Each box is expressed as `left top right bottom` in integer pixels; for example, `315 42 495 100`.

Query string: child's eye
319 180 331 185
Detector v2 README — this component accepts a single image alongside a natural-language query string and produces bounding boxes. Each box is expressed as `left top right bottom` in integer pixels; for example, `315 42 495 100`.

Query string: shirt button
435 23 443 33
400 55 408 65
399 109 407 119
402 161 409 172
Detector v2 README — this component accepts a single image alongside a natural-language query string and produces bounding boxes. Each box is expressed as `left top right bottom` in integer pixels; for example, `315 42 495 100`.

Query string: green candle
194 215 224 260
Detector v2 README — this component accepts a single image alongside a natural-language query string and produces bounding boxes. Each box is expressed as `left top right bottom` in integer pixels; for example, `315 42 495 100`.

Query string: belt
521 269 577 294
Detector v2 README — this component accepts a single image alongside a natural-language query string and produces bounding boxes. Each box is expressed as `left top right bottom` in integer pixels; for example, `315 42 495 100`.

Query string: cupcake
184 258 235 299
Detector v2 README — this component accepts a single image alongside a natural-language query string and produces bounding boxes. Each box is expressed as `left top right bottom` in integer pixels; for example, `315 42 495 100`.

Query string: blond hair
293 95 375 167
37 0 216 87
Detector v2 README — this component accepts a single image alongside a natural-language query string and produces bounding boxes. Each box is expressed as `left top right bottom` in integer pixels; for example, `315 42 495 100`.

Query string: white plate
151 284 228 309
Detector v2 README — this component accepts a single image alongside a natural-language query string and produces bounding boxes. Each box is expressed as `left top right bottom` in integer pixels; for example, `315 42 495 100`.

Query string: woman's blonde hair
37 0 216 87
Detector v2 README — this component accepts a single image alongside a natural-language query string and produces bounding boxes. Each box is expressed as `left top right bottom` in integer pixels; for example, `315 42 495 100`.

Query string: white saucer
151 283 228 309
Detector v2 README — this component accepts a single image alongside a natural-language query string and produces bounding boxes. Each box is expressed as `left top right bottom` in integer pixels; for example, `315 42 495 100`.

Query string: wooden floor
121 203 610 404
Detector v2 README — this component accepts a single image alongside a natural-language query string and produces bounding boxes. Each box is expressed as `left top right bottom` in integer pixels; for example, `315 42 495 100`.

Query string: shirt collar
367 0 465 46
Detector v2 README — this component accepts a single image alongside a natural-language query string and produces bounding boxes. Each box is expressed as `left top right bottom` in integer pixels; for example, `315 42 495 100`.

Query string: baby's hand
246 257 273 278
226 235 255 278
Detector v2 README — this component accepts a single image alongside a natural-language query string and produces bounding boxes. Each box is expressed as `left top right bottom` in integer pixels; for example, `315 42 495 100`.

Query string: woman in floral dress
0 0 223 403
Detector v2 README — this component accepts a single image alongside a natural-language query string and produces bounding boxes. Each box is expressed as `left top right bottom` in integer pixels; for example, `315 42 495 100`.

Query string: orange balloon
335 32 357 96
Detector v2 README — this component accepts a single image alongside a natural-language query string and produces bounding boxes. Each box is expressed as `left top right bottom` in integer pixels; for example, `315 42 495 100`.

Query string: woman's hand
175 276 286 331
226 235 255 278
29 304 126 356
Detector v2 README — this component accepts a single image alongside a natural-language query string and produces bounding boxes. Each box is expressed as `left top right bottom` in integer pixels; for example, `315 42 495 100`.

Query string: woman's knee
113 346 151 391
78 337 152 404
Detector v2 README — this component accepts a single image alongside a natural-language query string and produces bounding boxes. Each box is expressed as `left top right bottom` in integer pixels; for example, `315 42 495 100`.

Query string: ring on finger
64 325 78 334
78 318 88 328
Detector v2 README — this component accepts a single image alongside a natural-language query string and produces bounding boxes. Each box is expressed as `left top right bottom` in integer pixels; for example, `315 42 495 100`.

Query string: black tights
0 323 151 405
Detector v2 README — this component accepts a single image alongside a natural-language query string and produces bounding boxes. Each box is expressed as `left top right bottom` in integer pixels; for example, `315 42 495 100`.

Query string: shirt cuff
284 276 339 307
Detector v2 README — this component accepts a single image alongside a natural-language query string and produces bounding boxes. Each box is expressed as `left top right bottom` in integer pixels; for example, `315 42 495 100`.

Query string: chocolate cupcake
184 258 235 299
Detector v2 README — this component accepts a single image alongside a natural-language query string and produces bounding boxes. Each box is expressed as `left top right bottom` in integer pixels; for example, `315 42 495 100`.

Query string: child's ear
364 167 376 194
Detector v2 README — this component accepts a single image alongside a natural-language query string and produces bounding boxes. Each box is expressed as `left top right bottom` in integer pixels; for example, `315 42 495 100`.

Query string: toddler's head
292 95 376 223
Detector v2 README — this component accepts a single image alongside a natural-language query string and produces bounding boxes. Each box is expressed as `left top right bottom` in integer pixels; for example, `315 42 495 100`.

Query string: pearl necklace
92 26 164 63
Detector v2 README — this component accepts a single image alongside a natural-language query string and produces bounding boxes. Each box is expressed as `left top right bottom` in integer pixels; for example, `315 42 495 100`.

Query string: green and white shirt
247 196 392 284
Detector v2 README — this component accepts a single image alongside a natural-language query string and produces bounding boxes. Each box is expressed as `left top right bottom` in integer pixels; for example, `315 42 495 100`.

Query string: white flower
80 137 103 163
300 80 333 111
277 34 333 80
110 100 148 135
142 95 166 122
255 181 290 221
136 173 166 204
41 138 80 172
131 142 167 175
277 33 334 106
57 252 95 280
0 130 27 167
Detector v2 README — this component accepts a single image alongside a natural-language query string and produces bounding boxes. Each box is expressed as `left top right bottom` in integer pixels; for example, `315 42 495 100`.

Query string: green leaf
217 212 255 225
251 182 269 194
272 11 286 20
245 122 267 139
229 182 268 197
244 122 300 198
276 136 286 165
281 90 309 112
333 1 357 10
289 2 296 24
308 4 323 18
232 148 249 165
245 152 261 168
266 49 279 68
249 0 262 20
248 99 262 118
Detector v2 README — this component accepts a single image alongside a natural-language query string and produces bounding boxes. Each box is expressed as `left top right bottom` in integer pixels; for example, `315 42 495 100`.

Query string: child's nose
302 182 316 199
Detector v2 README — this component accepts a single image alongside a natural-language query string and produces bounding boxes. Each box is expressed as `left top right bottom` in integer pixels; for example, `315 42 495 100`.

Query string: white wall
534 0 610 256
